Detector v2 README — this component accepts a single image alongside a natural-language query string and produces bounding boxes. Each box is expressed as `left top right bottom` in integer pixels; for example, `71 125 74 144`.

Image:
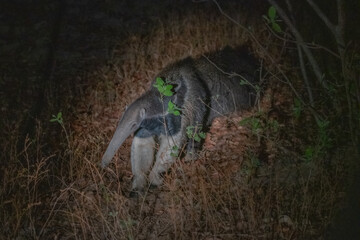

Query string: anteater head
101 95 153 168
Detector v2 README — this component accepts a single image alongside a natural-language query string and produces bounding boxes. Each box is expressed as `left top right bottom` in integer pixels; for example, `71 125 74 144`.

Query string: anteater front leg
149 132 184 187
184 103 208 162
130 134 155 192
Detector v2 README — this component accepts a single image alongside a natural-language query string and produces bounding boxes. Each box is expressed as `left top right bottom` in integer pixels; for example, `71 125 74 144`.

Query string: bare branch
335 0 346 58
306 0 345 59
306 0 336 35
297 45 314 106
285 0 314 106
267 0 328 90
264 22 340 59
211 0 249 32
336 0 345 36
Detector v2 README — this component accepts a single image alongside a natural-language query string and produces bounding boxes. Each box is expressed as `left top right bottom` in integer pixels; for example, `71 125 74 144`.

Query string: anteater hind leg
185 138 203 162
184 106 208 162
130 136 155 191
149 132 183 187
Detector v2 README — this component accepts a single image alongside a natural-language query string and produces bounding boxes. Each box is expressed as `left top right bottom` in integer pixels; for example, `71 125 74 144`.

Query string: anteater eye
130 122 137 130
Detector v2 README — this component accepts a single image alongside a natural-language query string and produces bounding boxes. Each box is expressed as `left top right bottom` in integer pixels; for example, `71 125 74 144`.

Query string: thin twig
285 0 314 106
297 45 314 106
306 0 345 58
267 0 329 90
263 20 340 59
336 0 345 40
305 0 351 137
306 0 336 35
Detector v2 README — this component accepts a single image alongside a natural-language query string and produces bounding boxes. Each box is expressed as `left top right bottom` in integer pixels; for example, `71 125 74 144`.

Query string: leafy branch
186 125 206 142
154 77 182 156
50 111 68 140
49 111 74 177
50 112 63 124
167 100 181 116
263 6 282 33
153 77 174 97
170 145 180 157
153 77 181 116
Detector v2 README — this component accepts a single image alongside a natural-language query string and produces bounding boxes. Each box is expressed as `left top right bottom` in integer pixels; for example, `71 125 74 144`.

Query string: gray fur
101 46 260 192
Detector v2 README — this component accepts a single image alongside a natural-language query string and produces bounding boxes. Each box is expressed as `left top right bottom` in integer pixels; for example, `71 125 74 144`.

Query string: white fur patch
131 136 155 190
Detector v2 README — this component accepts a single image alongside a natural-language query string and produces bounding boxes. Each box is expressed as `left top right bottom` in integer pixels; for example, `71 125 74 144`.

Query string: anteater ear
139 108 146 120
173 81 182 94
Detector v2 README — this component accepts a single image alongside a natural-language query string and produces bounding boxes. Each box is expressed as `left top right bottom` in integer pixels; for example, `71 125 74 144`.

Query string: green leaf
194 135 201 142
186 126 194 137
170 145 179 157
167 100 181 115
240 80 248 85
156 77 164 85
160 84 173 96
153 77 165 92
168 100 174 109
165 85 173 91
50 119 57 122
163 90 173 97
199 132 206 139
239 117 251 126
252 119 261 129
293 98 302 119
268 6 276 21
304 147 314 162
272 22 282 33
316 119 329 129
153 84 161 91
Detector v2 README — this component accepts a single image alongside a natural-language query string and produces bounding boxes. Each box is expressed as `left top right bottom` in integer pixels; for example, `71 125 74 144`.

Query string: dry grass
0 2 353 240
